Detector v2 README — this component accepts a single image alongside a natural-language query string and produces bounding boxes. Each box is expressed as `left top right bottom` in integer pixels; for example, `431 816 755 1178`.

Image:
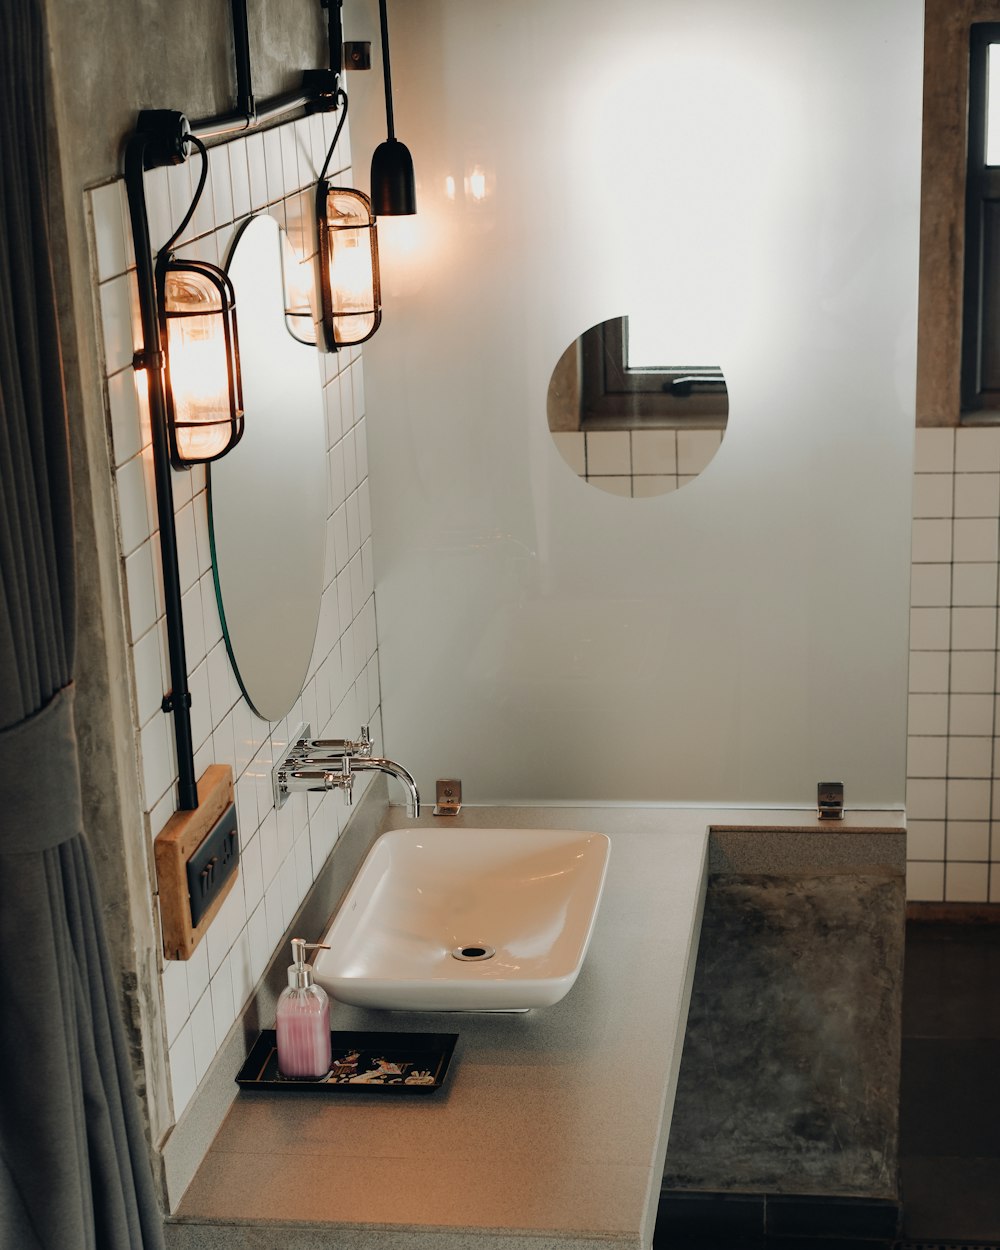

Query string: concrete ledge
708 824 905 876
663 863 905 1203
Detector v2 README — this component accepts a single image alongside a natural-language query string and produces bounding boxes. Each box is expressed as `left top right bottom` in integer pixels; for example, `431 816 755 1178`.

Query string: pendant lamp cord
379 0 395 141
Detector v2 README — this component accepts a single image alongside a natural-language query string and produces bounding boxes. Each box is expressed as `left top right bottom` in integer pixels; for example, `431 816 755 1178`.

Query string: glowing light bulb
465 165 488 203
161 264 242 465
321 187 381 347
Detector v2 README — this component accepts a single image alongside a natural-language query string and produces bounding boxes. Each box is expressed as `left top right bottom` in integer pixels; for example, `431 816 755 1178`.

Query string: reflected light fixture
317 88 382 350
370 0 416 216
282 231 318 346
154 135 244 467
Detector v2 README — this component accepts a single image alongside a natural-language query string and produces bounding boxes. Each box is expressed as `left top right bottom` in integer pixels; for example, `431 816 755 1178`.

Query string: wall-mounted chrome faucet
273 724 420 818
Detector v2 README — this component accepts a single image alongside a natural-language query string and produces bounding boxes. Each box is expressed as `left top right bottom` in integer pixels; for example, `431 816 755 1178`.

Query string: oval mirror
210 214 327 720
547 315 728 497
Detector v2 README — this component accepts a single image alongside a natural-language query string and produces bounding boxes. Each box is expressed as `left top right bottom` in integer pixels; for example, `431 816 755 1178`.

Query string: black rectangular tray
235 1030 457 1094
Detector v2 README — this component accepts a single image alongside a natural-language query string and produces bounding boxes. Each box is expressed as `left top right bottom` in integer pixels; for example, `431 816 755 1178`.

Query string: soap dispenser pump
275 938 332 1078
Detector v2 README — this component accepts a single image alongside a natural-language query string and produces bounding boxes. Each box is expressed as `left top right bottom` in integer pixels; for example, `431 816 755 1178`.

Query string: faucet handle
323 756 354 805
304 726 372 759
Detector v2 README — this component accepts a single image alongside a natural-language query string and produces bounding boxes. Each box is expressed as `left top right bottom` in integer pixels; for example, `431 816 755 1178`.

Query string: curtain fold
0 1 164 1247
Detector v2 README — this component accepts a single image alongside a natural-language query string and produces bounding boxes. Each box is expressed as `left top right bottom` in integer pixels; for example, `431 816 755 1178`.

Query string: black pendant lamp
370 0 416 216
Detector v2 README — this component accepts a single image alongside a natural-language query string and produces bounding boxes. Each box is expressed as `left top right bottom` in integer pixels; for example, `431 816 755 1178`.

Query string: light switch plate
154 764 238 960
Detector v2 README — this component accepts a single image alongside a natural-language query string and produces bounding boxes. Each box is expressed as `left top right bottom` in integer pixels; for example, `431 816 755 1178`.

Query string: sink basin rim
313 826 611 1012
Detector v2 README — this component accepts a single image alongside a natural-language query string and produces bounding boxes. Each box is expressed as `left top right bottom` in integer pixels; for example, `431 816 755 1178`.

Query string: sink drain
452 944 496 961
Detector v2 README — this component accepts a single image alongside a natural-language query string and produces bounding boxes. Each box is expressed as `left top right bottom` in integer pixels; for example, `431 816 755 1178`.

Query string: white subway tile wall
87 113 382 1122
552 428 723 497
909 427 1000 903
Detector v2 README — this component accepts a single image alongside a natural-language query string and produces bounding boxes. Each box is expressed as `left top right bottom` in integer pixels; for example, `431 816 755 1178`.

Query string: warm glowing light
374 212 432 300
320 186 381 348
161 263 242 466
375 213 422 260
444 175 456 201
465 165 488 202
331 237 376 316
132 365 152 446
166 329 232 459
281 238 316 345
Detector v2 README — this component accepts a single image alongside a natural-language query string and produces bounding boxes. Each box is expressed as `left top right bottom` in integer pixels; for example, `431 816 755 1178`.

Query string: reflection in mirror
281 229 317 346
547 316 728 497
210 214 328 721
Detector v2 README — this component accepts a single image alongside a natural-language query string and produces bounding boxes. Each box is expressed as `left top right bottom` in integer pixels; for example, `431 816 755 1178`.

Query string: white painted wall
354 0 923 807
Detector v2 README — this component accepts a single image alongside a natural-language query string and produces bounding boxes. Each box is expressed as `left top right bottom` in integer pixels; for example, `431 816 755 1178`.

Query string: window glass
986 43 1000 165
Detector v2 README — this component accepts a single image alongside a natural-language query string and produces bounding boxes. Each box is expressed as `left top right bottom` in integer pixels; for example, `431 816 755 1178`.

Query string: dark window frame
962 23 1000 415
578 318 728 430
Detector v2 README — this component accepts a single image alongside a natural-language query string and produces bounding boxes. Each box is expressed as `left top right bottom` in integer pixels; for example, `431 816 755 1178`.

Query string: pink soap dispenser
276 938 332 1078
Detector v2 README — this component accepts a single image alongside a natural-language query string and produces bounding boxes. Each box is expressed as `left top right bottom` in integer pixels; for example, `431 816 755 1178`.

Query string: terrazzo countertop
164 806 902 1250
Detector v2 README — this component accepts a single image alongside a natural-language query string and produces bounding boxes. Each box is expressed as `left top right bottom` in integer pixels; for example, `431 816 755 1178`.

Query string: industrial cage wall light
158 252 244 466
141 133 245 468
316 89 382 350
121 0 409 808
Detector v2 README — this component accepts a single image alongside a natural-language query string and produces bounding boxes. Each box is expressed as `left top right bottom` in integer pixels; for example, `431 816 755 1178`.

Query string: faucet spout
352 757 420 818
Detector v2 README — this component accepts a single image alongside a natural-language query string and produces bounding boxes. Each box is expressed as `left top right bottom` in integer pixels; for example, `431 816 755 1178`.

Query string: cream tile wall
908 427 1000 903
87 112 383 1121
551 428 724 497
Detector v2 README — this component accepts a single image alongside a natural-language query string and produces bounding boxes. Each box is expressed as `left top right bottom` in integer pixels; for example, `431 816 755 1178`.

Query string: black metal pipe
231 0 254 120
255 85 323 124
325 0 344 78
123 131 199 811
189 81 336 140
189 0 339 140
187 109 253 140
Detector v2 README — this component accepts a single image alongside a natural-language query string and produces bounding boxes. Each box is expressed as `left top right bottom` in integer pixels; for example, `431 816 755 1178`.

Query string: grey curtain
0 2 164 1247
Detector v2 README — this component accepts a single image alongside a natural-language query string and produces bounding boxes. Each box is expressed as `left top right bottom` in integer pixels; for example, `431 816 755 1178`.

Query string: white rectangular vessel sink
313 828 611 1012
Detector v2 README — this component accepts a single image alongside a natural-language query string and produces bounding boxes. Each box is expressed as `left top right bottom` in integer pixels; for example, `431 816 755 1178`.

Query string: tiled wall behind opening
87 112 382 1122
550 428 724 497
908 427 1000 904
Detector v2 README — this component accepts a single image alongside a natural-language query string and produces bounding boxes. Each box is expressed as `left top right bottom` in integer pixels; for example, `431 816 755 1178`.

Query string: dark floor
899 921 1000 1244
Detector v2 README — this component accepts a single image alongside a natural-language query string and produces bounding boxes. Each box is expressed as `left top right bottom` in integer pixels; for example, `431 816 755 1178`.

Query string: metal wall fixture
123 0 345 810
312 0 415 351
124 0 419 810
370 0 417 216
156 143 245 467
817 781 845 820
315 79 382 351
317 178 382 350
313 0 411 352
272 724 421 818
